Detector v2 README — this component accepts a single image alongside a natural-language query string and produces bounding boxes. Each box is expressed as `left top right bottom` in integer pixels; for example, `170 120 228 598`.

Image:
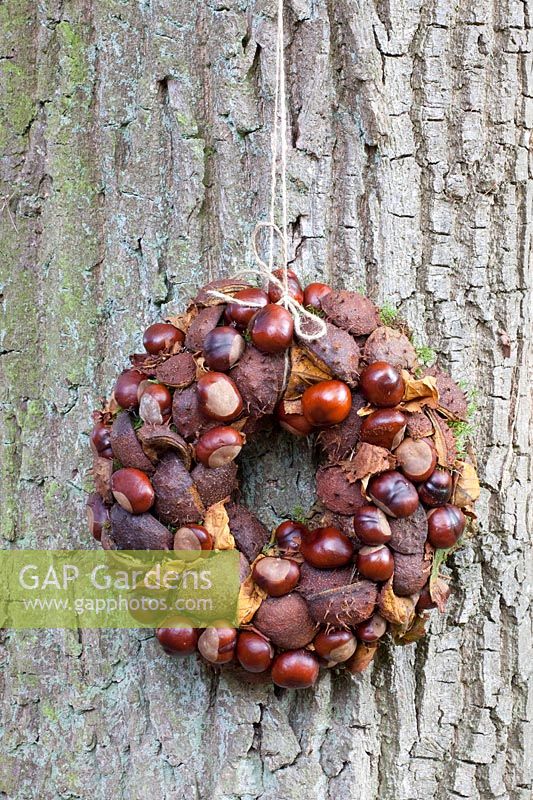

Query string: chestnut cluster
87 272 474 689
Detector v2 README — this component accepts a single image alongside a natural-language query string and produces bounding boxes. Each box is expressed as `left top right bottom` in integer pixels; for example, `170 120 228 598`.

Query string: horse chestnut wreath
87 274 480 689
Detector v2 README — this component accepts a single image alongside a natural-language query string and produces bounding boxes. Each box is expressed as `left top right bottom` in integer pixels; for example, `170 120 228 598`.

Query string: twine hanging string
207 0 327 343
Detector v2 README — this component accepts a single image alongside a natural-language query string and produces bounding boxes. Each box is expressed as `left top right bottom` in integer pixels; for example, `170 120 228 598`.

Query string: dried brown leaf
203 501 235 550
285 345 332 400
342 443 396 483
378 578 416 629
391 613 429 644
453 460 480 513
401 371 439 411
237 554 267 624
345 642 379 674
165 306 199 333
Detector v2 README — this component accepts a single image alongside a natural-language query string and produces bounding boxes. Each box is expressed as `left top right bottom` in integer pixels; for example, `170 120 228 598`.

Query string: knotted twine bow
207 0 327 343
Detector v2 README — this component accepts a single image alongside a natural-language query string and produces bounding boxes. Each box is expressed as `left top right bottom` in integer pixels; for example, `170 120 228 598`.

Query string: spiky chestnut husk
306 581 378 628
252 594 316 650
318 391 366 462
230 345 286 417
406 412 434 439
110 412 155 474
388 504 428 554
191 462 238 508
193 278 249 307
316 464 366 515
297 319 360 387
152 454 204 526
423 366 468 419
137 424 192 469
172 386 217 441
92 455 113 504
155 353 197 388
320 290 380 336
296 562 355 599
109 505 174 550
392 547 433 596
363 326 418 370
226 503 270 561
184 306 224 352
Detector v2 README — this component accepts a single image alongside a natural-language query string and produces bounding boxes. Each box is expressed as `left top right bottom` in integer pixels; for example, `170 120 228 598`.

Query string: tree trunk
1 1 531 798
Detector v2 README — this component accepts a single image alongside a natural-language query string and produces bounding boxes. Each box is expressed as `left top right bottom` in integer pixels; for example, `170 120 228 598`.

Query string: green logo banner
0 550 240 629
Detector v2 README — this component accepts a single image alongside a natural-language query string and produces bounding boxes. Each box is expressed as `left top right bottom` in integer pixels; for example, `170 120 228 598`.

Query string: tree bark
0 1 531 798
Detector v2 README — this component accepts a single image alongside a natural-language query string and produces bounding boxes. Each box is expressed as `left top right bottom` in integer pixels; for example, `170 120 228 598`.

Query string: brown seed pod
317 391 366 462
110 412 155 474
230 345 286 417
306 581 378 627
316 464 366 515
296 562 355 599
137 424 193 469
392 548 433 597
92 455 114 504
406 411 434 440
363 326 418 370
184 305 225 352
388 504 428 554
298 319 360 387
152 454 204 526
154 353 197 388
423 366 468 419
191 461 238 508
193 278 250 307
226 503 270 561
172 386 217 441
320 290 380 336
253 594 317 650
109 504 174 550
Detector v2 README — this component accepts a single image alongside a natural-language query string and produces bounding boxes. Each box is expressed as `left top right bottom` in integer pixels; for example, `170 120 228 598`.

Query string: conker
301 380 352 427
353 505 392 545
275 520 307 552
268 268 304 304
252 557 300 597
111 467 155 514
360 408 407 450
195 426 244 468
427 504 466 548
138 382 172 422
225 288 269 328
303 282 332 310
355 613 387 642
197 372 243 422
114 369 144 409
203 326 246 371
271 649 320 689
276 402 314 436
236 631 274 673
394 437 437 483
356 544 394 581
300 526 354 568
86 493 110 541
249 304 294 353
418 469 453 507
368 470 419 518
156 622 198 656
90 422 113 459
143 322 183 354
360 361 405 407
313 629 357 663
174 524 213 551
198 626 237 664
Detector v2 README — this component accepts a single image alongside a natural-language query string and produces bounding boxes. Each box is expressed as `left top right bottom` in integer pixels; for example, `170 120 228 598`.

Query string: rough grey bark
0 0 532 798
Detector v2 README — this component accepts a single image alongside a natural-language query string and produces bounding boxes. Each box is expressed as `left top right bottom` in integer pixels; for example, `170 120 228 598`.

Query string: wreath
86 272 480 689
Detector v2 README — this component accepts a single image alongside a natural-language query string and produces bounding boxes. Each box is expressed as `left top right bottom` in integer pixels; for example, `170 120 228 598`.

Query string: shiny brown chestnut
174 524 214 551
313 629 357 663
301 380 352 427
416 582 451 612
418 469 453 507
427 504 466 548
355 613 387 642
143 322 184 354
198 626 237 664
86 493 110 541
360 361 405 407
197 372 243 422
114 369 145 409
195 426 244 468
394 437 437 483
156 621 198 656
90 422 113 459
203 326 246 371
356 545 394 581
276 402 314 436
225 288 269 328
138 381 172 422
252 557 300 597
368 470 419 518
271 649 320 689
303 282 332 310
249 304 294 353
111 467 155 514
360 408 407 450
300 526 354 568
268 268 304 304
275 520 307 552
353 505 392 545
236 631 274 673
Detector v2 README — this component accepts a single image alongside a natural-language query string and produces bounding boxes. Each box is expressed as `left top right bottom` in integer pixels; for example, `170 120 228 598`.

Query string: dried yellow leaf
237 555 266 624
378 578 416 629
285 345 332 400
453 460 480 512
203 501 235 550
